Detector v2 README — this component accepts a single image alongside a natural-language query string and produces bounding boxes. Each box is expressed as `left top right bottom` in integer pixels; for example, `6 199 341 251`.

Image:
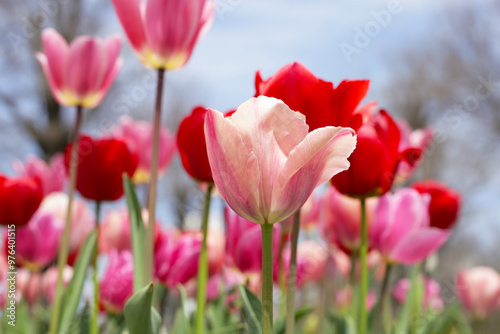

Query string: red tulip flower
332 110 421 198
255 62 376 132
64 135 138 202
0 175 43 226
177 106 235 182
412 180 461 229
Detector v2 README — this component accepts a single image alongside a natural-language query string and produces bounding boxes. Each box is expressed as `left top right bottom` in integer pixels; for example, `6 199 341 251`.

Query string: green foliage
124 283 161 334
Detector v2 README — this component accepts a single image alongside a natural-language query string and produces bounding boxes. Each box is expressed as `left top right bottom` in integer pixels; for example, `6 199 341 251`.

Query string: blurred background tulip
413 180 462 230
14 211 62 271
456 267 500 319
321 186 377 253
0 175 43 226
392 277 444 311
38 192 94 265
12 154 66 196
112 116 176 184
36 28 122 109
100 250 134 313
64 135 138 202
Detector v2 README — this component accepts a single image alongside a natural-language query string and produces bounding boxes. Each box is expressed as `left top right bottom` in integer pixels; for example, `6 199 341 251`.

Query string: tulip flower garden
1 1 499 334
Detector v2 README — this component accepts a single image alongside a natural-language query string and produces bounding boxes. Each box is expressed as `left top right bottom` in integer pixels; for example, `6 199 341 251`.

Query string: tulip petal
36 53 67 106
331 80 370 126
390 228 450 264
66 36 106 98
40 28 69 92
270 127 356 223
204 109 263 223
111 0 148 54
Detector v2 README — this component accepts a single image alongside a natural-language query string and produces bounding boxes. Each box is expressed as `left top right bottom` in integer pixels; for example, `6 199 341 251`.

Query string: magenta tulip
111 0 215 70
112 116 177 183
392 277 443 311
205 96 357 225
14 211 63 271
369 188 450 264
225 207 281 274
13 154 66 196
155 229 223 288
299 194 321 231
100 250 134 313
36 28 122 109
456 267 500 319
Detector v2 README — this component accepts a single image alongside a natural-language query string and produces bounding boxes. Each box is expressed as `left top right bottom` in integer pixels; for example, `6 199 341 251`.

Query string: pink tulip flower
205 96 357 225
112 116 177 183
14 211 63 271
395 120 434 184
300 194 321 231
111 0 215 70
332 249 386 282
12 154 66 196
392 277 443 311
336 285 376 310
36 28 123 109
39 192 94 262
100 250 134 313
456 267 500 319
225 207 281 274
17 270 42 306
99 208 161 254
369 188 450 264
278 240 327 288
321 186 377 253
155 228 223 288
40 266 73 304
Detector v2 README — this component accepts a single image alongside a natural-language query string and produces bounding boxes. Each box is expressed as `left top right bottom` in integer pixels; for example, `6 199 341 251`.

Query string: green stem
49 105 83 334
285 211 301 334
380 264 393 334
145 68 165 285
195 183 213 334
359 197 368 334
277 228 287 318
350 250 357 285
261 223 274 334
91 201 101 334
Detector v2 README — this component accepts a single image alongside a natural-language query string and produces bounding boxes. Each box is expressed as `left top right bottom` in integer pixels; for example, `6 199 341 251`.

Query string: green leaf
58 230 97 334
124 283 161 334
123 175 146 292
273 305 314 334
327 312 356 334
238 284 262 334
172 285 192 334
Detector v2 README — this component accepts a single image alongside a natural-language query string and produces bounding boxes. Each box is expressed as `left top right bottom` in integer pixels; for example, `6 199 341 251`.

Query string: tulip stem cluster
359 197 368 334
91 201 102 334
261 223 274 334
49 105 83 334
195 183 213 334
145 69 165 285
286 210 301 334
